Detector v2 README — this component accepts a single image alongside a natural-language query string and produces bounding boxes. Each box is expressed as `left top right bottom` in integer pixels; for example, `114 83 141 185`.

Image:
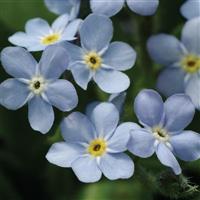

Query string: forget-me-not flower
61 14 136 93
180 0 200 20
46 102 134 183
0 46 78 134
127 89 200 175
9 14 82 52
44 0 81 20
147 17 200 110
91 0 159 17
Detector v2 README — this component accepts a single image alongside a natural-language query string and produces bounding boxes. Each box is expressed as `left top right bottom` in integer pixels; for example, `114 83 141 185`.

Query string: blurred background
0 0 200 199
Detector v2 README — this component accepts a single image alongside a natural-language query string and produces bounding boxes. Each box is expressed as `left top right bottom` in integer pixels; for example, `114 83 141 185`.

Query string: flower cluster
0 0 200 183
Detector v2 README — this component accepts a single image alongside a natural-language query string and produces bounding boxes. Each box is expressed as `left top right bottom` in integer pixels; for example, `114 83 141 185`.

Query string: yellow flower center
88 138 107 157
181 54 200 74
152 126 169 142
29 76 46 95
41 33 61 45
84 52 102 70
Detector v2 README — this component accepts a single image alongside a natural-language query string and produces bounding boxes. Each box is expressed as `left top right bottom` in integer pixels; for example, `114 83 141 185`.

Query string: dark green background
0 0 199 199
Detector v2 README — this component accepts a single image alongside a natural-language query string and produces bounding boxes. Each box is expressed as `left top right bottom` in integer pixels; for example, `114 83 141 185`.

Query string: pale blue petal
147 34 185 65
0 79 30 110
99 153 134 180
157 67 185 97
62 19 82 40
128 128 155 158
181 17 200 54
44 0 80 20
94 69 130 93
52 14 69 32
156 143 182 175
85 101 100 118
8 32 39 49
109 92 127 114
90 103 119 138
27 44 46 52
72 156 102 183
80 14 113 52
39 45 69 79
90 0 124 17
46 142 84 167
1 47 36 79
28 96 54 134
108 122 140 152
170 131 200 161
103 42 136 71
134 89 164 127
180 0 200 20
185 74 200 110
25 18 51 36
60 112 96 143
45 79 78 111
90 102 119 139
127 0 159 16
164 94 195 133
70 62 92 90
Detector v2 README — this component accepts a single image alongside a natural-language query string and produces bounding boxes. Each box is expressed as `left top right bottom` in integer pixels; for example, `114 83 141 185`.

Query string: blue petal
128 128 155 158
46 142 84 167
60 112 96 143
94 69 130 93
185 74 200 110
70 62 92 90
45 79 78 111
127 0 159 16
99 153 134 180
170 131 200 161
181 17 200 54
25 18 51 36
180 0 200 20
109 92 127 114
90 0 124 17
1 47 36 79
0 79 30 110
85 101 100 118
44 0 80 20
147 34 185 65
80 14 113 52
52 14 69 33
103 42 136 71
157 67 185 97
134 89 164 127
28 96 54 134
164 94 195 133
108 122 140 152
156 143 182 175
90 102 119 139
39 45 69 79
72 156 102 183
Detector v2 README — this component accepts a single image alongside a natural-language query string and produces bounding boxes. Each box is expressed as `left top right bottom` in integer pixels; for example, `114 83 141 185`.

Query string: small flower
147 17 200 110
90 0 159 17
0 46 78 134
9 14 82 52
180 0 200 20
61 14 136 93
127 89 200 175
46 102 134 183
44 0 81 20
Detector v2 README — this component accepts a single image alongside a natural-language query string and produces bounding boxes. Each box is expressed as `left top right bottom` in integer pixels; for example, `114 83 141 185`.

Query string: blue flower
9 14 82 52
127 89 200 175
91 0 159 17
61 14 136 93
180 0 200 20
147 17 200 110
46 102 134 183
44 0 81 19
0 46 78 134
